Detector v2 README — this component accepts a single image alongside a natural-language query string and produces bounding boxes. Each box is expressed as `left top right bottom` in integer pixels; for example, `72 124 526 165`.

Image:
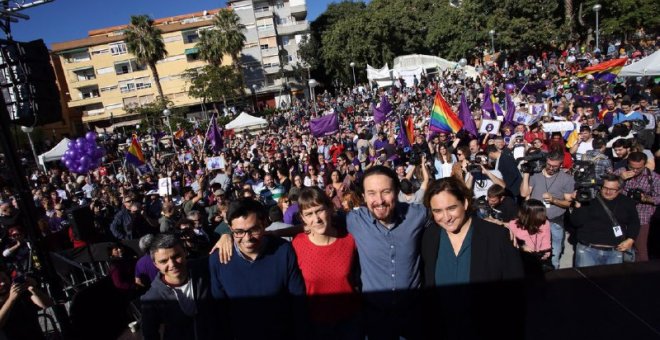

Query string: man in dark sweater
570 174 640 267
141 234 220 340
209 199 306 340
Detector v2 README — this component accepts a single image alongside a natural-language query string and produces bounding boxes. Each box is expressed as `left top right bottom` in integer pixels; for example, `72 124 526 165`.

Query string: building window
63 50 91 63
276 1 285 9
73 68 96 81
135 77 152 90
182 31 199 44
254 4 269 13
260 44 270 50
100 85 118 93
78 86 100 100
109 42 128 56
114 59 145 75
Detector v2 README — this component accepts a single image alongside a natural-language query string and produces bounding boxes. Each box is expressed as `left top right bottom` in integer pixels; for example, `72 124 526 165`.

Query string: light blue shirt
346 203 427 294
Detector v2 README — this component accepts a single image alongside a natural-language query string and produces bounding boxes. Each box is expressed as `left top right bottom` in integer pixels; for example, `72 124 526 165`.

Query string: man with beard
347 166 426 339
520 151 575 269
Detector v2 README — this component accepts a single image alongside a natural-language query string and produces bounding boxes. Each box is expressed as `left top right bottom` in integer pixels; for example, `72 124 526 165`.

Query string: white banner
542 121 577 133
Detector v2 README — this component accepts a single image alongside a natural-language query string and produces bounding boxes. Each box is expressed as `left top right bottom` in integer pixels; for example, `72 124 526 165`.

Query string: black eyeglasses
231 227 263 238
124 200 132 204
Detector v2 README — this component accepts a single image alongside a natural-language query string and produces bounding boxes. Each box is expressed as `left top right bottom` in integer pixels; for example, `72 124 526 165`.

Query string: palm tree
124 15 168 103
213 9 246 87
196 29 224 66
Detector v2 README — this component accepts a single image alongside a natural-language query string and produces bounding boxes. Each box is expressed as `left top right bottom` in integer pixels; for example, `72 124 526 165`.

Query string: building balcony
261 47 279 57
254 8 272 19
83 107 106 117
257 26 276 38
276 21 309 35
263 64 281 74
68 96 103 108
290 4 307 20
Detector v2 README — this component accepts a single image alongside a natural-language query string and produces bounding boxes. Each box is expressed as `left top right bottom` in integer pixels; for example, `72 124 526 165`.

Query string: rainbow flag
125 135 145 166
577 58 627 82
429 91 463 133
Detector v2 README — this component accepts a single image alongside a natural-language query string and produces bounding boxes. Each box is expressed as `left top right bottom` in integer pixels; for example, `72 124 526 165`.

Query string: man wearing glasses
520 151 576 269
570 174 639 267
110 195 139 240
209 199 306 339
614 152 660 262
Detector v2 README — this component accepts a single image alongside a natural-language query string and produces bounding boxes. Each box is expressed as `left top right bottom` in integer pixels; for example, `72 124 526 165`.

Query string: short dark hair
485 145 499 154
601 173 623 188
268 205 284 223
226 199 267 227
628 151 647 163
547 150 563 162
298 186 334 212
612 138 630 149
149 233 182 260
487 184 506 198
423 177 474 214
592 137 606 149
362 165 400 193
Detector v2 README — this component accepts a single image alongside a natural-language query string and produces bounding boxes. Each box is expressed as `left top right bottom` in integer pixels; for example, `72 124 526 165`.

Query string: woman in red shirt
292 186 361 339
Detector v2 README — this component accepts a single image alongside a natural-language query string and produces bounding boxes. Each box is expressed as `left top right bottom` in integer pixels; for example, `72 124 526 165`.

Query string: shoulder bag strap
596 194 619 227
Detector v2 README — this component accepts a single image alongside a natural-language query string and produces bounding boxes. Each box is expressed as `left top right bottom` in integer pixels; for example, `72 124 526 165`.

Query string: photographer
520 150 575 269
570 175 639 267
480 184 519 226
466 151 506 199
614 152 660 262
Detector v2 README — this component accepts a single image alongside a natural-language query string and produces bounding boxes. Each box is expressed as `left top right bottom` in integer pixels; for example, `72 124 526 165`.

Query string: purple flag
396 116 411 149
373 95 392 123
458 93 478 137
309 113 339 137
481 84 493 113
504 92 515 124
206 115 223 152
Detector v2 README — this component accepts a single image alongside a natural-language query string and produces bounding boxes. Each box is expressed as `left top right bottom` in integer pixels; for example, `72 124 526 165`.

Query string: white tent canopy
224 112 268 131
619 50 660 77
38 138 70 169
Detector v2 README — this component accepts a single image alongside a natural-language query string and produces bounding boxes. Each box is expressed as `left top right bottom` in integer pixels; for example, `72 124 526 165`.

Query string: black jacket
421 217 523 286
140 257 224 340
497 153 522 197
420 217 525 339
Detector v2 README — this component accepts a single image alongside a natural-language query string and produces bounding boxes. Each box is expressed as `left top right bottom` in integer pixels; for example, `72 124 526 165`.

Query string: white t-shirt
172 279 197 317
471 169 503 199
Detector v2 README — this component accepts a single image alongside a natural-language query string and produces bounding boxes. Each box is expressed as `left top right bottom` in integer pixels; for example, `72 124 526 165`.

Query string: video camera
627 188 645 202
519 152 546 174
467 155 489 174
475 196 502 220
572 161 599 203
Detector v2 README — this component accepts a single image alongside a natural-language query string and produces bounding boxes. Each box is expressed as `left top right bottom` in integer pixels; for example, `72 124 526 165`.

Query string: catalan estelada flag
429 91 463 133
125 135 145 166
577 58 627 82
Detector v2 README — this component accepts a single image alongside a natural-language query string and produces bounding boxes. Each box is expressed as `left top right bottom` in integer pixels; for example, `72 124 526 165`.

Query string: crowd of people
0 35 659 339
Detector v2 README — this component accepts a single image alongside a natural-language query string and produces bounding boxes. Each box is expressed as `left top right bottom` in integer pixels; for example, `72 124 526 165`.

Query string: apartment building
50 9 231 128
229 0 309 108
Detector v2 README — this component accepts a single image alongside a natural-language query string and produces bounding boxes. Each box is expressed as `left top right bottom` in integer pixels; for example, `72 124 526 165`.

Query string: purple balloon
76 166 86 174
85 131 97 142
64 160 73 168
505 83 516 92
578 82 588 91
67 141 75 150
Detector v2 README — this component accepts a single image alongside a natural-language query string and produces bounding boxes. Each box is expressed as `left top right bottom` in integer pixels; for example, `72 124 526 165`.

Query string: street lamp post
162 108 177 154
308 79 318 115
251 84 258 113
20 126 41 171
349 62 356 86
489 30 496 54
593 4 602 52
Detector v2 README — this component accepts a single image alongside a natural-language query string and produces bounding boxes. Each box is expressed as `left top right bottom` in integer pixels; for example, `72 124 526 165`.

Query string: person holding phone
0 270 53 340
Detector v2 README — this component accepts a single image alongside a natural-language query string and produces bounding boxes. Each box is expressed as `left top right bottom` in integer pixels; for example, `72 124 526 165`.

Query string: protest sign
206 156 225 171
158 178 172 196
479 119 501 135
542 121 576 133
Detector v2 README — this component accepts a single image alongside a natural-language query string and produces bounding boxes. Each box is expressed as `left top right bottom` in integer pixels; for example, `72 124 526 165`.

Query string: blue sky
9 0 343 47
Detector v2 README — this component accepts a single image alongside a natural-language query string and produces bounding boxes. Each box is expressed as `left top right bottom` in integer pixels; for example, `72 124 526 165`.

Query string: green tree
183 65 242 112
124 15 168 103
